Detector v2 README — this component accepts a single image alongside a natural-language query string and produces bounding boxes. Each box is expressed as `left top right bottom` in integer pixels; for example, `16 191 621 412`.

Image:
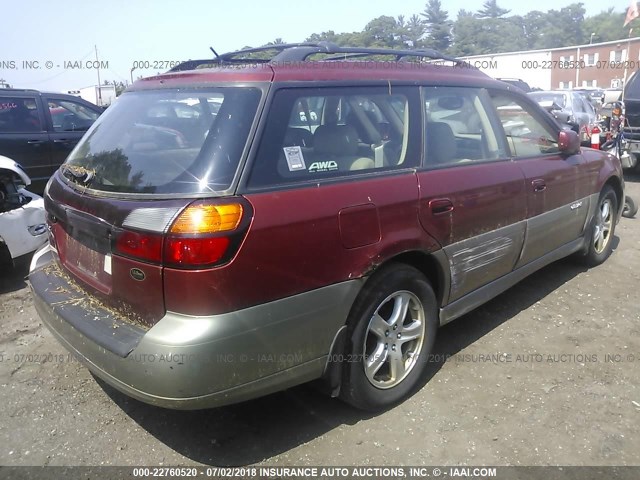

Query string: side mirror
558 129 580 155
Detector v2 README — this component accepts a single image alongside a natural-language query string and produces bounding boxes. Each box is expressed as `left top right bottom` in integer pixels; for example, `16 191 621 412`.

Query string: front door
488 91 589 267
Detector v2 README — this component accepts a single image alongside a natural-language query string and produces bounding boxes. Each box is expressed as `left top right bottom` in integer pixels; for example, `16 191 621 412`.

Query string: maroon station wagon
29 44 625 411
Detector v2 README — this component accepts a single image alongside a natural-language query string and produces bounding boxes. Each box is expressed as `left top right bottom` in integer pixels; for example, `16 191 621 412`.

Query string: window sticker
283 146 306 171
308 160 339 173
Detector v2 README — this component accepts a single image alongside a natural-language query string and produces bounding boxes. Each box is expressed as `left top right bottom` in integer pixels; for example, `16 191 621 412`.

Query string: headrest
284 127 313 148
313 125 359 156
426 122 456 164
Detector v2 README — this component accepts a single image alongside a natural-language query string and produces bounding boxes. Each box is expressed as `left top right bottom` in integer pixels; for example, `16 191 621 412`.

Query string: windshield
63 88 261 194
528 93 567 109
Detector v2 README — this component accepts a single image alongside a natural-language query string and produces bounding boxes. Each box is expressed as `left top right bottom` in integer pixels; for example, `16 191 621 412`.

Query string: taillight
115 230 163 263
164 201 247 268
113 198 252 268
164 237 230 266
170 203 243 234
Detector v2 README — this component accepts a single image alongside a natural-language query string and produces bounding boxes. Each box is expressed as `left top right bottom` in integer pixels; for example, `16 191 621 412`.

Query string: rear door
488 91 589 267
239 85 429 302
417 86 527 303
0 93 52 183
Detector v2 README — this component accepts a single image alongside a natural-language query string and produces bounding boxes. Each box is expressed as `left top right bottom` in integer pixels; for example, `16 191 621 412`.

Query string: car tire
581 185 617 267
623 195 638 218
339 264 438 411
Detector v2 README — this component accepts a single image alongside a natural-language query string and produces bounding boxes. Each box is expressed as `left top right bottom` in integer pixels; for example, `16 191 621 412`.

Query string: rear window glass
64 88 261 194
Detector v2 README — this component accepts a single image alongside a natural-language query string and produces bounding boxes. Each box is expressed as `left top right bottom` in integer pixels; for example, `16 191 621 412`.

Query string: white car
0 155 47 267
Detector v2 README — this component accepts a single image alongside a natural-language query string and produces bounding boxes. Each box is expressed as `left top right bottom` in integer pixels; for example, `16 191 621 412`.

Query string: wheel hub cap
363 291 426 389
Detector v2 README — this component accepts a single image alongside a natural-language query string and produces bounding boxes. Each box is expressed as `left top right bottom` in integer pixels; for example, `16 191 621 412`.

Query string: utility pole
95 45 103 106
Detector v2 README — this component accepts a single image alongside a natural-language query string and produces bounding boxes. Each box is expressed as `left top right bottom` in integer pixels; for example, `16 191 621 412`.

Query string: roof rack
169 42 463 72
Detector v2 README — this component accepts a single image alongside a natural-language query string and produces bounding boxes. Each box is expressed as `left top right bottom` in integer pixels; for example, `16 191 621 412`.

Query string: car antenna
210 47 219 59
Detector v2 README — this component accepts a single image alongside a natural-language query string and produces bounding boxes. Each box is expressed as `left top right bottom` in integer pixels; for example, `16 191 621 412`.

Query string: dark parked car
29 44 625 411
0 89 102 191
622 71 640 170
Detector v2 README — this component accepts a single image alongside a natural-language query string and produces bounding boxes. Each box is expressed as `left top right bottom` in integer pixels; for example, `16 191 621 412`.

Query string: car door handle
532 179 547 193
429 198 454 215
27 139 45 144
53 139 71 144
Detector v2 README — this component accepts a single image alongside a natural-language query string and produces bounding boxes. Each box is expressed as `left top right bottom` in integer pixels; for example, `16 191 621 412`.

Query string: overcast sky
0 0 625 92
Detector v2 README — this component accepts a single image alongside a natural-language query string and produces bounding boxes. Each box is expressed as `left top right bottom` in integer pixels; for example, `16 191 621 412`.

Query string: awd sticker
308 160 338 173
283 146 306 171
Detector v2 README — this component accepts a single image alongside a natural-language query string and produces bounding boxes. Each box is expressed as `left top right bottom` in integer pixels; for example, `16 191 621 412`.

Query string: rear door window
247 86 420 189
63 88 261 194
0 97 43 132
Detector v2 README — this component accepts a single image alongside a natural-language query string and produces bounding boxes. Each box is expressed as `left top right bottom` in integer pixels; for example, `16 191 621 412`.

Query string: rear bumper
29 245 362 409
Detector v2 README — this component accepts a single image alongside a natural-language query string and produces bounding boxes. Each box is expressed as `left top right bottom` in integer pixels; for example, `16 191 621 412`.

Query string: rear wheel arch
372 250 446 306
604 176 623 220
321 251 446 399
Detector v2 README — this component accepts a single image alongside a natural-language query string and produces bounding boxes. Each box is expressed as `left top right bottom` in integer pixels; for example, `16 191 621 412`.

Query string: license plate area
54 209 113 295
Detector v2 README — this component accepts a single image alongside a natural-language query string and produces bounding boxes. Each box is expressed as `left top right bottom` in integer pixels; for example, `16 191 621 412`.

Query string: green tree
406 14 426 48
583 8 640 43
535 3 586 48
477 0 511 19
521 10 548 49
363 15 403 47
421 0 452 52
299 3 634 58
451 13 526 55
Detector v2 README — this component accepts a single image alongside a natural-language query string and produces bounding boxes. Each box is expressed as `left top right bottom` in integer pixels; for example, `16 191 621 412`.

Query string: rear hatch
44 85 262 327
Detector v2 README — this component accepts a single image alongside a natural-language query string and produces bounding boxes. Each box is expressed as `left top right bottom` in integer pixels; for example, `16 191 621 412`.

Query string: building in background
461 37 640 91
66 84 116 107
462 49 553 90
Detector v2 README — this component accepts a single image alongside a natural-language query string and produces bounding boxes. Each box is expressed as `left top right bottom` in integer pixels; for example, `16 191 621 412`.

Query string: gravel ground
0 173 639 468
